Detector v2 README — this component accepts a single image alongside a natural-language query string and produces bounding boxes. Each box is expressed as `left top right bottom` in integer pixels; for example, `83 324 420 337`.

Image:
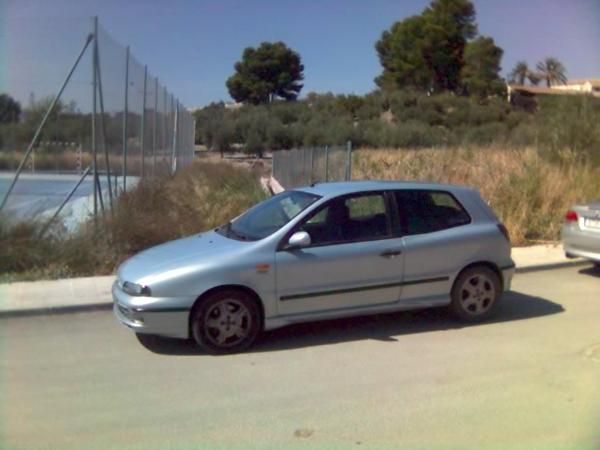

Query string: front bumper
112 281 194 339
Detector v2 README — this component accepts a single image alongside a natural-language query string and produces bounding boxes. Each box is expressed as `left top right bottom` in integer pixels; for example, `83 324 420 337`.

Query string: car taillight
497 223 510 242
564 210 578 223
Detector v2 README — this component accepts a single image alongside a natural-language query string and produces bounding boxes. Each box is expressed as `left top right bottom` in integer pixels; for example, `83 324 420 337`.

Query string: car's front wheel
450 266 501 322
191 290 261 354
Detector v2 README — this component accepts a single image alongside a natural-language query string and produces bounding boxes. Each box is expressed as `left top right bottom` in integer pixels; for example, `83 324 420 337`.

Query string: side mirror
287 231 311 250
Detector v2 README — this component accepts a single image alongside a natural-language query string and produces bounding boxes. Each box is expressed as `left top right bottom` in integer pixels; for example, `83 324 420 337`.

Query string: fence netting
272 145 352 190
0 17 195 225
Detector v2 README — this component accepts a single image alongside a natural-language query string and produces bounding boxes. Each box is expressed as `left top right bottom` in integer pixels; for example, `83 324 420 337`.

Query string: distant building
224 101 243 110
550 79 600 96
507 78 600 111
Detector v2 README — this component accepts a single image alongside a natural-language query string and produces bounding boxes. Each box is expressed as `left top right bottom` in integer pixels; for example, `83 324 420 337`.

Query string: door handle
380 249 402 258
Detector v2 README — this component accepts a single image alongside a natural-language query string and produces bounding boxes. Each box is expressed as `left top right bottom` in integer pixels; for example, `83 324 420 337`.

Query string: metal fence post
163 89 168 172
122 46 130 192
152 78 158 177
324 145 329 182
192 118 197 166
92 17 98 221
305 148 310 185
345 140 353 181
140 65 147 179
171 99 178 174
0 32 93 212
309 147 315 184
40 166 92 237
94 25 113 213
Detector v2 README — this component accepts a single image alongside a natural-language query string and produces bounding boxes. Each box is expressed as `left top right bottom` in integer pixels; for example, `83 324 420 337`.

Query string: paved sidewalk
0 276 114 316
0 244 590 317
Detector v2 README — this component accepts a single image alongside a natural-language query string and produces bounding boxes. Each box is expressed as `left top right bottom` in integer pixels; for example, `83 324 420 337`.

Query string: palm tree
509 61 529 85
527 72 542 86
536 57 567 87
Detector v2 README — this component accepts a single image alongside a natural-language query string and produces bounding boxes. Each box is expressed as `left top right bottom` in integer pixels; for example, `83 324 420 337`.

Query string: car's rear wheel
450 266 500 322
191 290 261 354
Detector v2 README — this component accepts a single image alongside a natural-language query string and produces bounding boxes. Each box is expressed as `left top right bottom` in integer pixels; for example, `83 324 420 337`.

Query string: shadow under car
136 290 564 356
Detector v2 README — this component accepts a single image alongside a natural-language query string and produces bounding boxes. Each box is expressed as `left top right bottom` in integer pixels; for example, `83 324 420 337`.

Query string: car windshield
219 190 320 241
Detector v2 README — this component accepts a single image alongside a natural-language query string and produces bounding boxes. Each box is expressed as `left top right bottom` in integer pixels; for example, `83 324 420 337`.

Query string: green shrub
0 161 266 281
392 120 448 148
190 90 600 163
462 122 509 146
507 122 537 148
536 96 600 165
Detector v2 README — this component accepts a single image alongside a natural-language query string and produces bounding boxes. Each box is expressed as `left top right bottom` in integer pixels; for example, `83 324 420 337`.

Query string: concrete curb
0 303 113 319
515 259 591 274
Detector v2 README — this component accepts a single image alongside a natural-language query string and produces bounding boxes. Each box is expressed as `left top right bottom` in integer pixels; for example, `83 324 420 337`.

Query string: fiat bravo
113 181 514 354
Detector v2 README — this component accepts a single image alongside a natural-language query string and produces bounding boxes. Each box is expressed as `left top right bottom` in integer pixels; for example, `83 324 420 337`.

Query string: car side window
394 190 471 235
298 193 391 246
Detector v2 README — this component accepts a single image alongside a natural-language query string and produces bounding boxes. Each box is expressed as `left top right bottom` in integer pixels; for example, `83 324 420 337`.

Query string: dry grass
353 147 600 245
0 161 266 281
0 150 174 177
106 161 266 259
0 150 93 172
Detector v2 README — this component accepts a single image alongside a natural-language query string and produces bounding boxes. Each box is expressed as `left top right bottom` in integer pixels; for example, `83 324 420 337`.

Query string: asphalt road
2 266 600 450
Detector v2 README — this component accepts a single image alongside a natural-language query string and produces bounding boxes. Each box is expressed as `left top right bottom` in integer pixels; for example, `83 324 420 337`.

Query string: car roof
295 180 475 198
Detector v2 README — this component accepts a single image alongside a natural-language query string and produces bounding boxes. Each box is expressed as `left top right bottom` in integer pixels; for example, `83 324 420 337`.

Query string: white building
550 79 600 96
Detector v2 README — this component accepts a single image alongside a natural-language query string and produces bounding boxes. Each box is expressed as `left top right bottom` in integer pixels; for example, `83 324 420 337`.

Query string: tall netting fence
272 143 353 190
0 17 195 227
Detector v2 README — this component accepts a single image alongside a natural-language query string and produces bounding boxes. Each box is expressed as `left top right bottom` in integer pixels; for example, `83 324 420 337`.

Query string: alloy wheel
203 299 252 348
459 273 496 316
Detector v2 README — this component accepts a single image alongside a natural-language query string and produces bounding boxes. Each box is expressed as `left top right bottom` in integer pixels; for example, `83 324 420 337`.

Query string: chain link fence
272 142 353 189
0 17 195 227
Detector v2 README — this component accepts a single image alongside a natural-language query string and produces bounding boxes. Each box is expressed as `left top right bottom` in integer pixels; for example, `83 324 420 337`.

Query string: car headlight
122 281 152 297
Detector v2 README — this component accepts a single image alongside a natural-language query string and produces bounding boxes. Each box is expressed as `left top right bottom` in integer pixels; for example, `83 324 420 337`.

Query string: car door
275 191 405 316
393 189 473 306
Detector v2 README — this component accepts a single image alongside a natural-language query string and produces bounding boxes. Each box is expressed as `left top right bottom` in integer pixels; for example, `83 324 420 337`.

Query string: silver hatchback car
113 181 514 354
562 201 600 266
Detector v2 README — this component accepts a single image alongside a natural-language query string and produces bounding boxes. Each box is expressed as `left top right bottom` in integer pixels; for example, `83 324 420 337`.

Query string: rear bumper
501 264 515 292
562 245 600 263
562 226 600 263
112 281 192 339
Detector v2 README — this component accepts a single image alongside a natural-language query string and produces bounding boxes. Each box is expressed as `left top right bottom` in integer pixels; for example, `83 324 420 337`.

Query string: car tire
450 266 501 322
191 290 261 354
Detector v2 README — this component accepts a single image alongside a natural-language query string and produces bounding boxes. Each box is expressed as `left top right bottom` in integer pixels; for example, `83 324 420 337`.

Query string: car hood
118 230 247 285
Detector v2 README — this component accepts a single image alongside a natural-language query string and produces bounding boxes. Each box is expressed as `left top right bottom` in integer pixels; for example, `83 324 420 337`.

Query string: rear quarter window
394 190 471 235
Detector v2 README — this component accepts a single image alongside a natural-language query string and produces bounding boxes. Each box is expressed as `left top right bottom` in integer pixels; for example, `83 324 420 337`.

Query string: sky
1 0 600 110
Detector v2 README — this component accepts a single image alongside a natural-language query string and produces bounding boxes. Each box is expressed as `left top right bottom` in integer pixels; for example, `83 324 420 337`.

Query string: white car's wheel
451 266 501 322
191 290 261 354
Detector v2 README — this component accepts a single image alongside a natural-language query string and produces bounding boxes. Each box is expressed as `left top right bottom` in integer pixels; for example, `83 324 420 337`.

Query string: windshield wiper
223 221 248 241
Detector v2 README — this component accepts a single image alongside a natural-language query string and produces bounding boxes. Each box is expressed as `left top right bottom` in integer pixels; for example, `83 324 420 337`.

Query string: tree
422 0 477 92
0 93 21 124
226 42 304 104
375 15 431 91
508 61 529 85
527 71 542 86
375 0 477 93
536 57 567 87
461 36 505 98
